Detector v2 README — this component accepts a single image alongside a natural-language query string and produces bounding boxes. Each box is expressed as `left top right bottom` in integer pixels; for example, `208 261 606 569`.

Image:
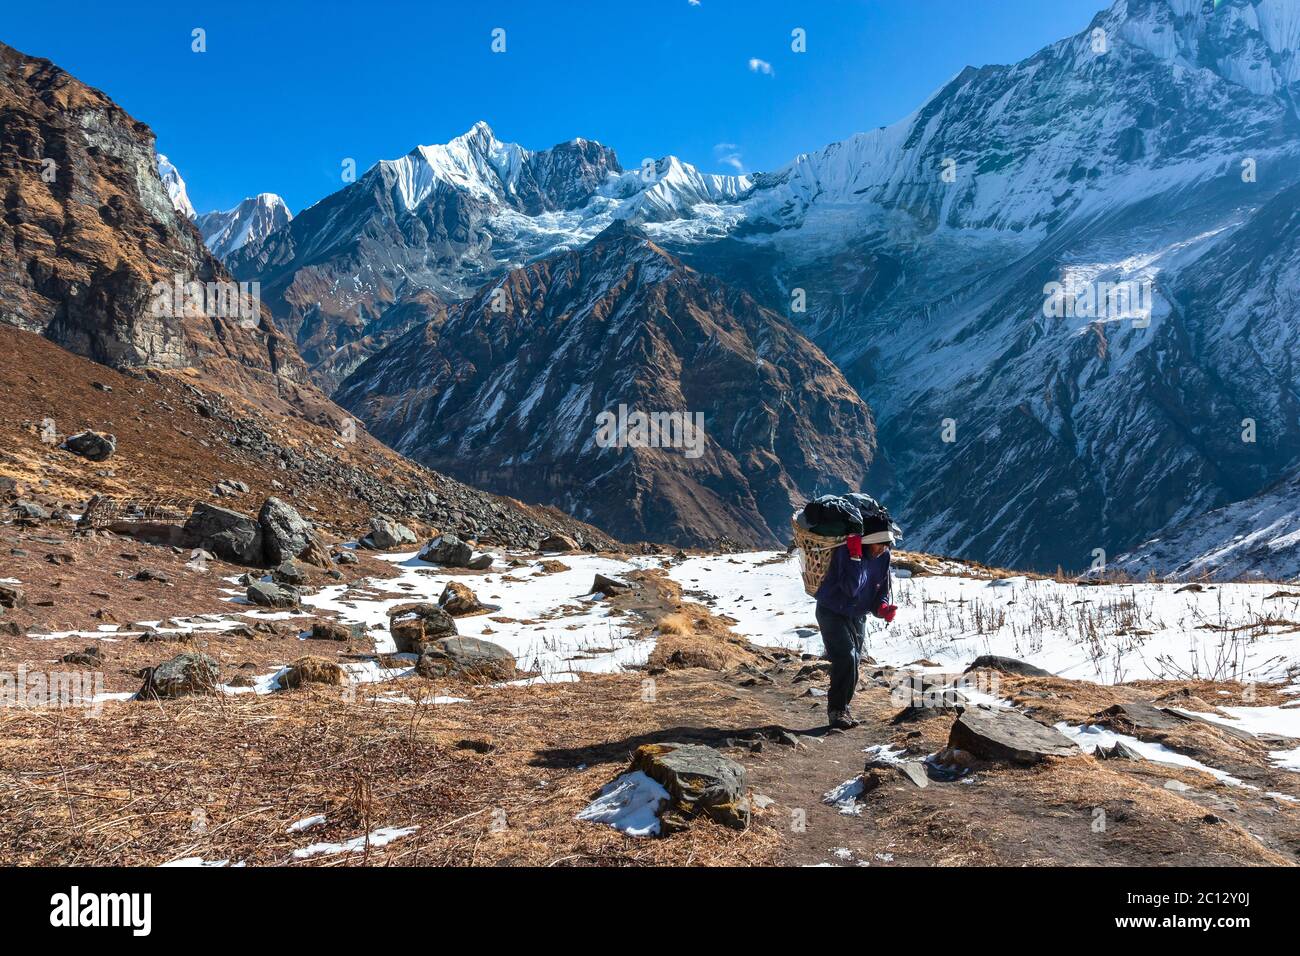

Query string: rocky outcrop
417 533 473 567
184 503 263 565
338 223 876 548
947 705 1080 765
388 603 458 654
247 581 298 609
0 41 305 390
139 653 220 699
60 430 115 461
414 636 516 681
258 496 314 565
628 742 749 832
359 515 416 550
437 581 485 616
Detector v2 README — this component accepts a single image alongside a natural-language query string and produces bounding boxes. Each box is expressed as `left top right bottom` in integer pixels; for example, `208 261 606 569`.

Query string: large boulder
539 533 579 553
185 503 264 565
139 653 221 699
414 636 516 681
1091 701 1184 733
360 516 416 550
247 581 298 609
438 581 485 616
947 705 1081 764
258 497 315 565
418 533 473 567
629 743 749 833
61 430 116 462
388 602 458 653
963 655 1053 678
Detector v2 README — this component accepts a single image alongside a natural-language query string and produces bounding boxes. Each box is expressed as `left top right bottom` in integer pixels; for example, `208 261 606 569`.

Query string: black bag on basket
801 495 863 538
845 492 896 542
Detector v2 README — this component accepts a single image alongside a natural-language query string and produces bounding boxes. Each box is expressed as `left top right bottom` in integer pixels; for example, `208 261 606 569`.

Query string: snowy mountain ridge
156 154 195 220
196 193 293 260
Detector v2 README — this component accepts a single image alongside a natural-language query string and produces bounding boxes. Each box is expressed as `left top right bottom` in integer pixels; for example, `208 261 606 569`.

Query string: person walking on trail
813 513 897 730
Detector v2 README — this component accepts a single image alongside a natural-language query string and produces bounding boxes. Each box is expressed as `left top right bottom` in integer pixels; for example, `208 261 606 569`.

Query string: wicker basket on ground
791 511 845 597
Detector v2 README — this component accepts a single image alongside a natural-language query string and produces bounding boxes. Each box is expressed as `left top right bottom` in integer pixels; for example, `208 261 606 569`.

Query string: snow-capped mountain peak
1109 0 1300 94
196 193 293 260
156 154 195 220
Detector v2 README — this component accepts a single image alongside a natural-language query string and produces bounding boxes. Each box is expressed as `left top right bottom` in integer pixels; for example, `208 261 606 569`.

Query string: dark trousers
816 605 866 714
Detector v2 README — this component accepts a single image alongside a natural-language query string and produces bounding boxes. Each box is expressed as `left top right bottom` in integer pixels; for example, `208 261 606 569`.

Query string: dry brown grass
639 575 771 673
0 669 784 866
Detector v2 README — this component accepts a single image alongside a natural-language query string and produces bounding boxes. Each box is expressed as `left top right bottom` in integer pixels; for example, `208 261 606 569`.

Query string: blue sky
2 0 1107 214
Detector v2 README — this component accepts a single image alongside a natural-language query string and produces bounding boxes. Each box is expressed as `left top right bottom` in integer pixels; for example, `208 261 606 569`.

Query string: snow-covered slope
672 0 1300 572
197 193 292 260
1116 471 1300 581
156 154 195 219
670 550 1300 684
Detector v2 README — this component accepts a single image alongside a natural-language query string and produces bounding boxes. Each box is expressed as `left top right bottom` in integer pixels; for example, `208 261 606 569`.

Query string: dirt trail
728 669 1297 866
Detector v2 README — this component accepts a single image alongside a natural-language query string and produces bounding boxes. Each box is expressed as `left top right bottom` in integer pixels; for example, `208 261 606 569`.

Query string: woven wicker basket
791 512 846 597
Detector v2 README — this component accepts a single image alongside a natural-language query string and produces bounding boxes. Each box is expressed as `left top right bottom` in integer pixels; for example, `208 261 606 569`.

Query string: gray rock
466 552 494 570
1091 701 1185 733
360 515 416 550
271 558 310 586
247 581 298 609
139 653 221 698
61 430 116 462
1095 740 1145 761
629 743 749 832
964 655 1053 678
0 584 25 609
259 497 314 564
185 503 264 566
334 550 358 565
311 620 365 642
438 581 485 616
948 704 1081 764
539 533 579 553
418 533 473 567
592 573 630 597
389 602 458 653
16 500 49 520
863 758 931 789
415 636 516 680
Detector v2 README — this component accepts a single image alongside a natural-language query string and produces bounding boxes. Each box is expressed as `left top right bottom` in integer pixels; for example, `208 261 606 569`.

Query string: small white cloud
713 143 745 172
688 0 701 6
748 57 774 76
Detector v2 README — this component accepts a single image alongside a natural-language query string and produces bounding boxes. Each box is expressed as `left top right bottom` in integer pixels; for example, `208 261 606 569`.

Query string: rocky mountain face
0 40 621 554
197 193 292 260
233 0 1300 572
335 223 875 547
1115 469 1300 581
0 40 305 397
224 122 748 385
663 0 1300 572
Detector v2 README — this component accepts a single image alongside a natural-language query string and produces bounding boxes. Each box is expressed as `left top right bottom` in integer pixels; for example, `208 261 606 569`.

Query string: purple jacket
814 547 892 619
